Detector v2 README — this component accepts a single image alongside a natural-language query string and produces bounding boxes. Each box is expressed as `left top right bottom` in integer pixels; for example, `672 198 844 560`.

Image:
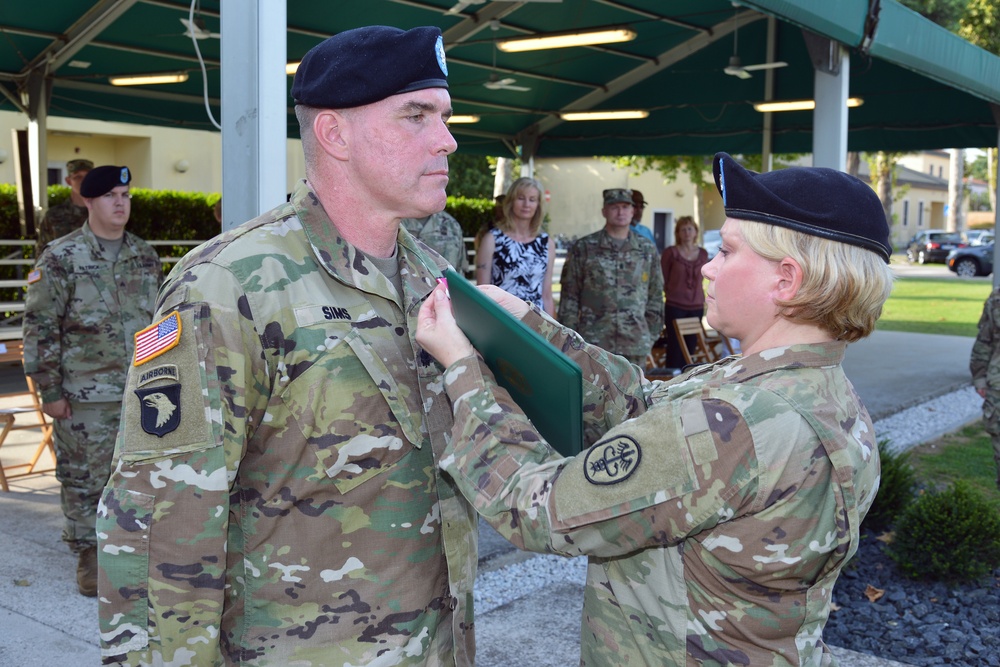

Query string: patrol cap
291 25 448 109
631 189 645 207
603 188 634 206
712 152 891 263
66 159 94 174
80 165 131 198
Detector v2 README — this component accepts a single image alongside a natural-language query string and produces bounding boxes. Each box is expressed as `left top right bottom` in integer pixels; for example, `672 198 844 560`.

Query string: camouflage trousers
981 390 1000 485
52 401 120 553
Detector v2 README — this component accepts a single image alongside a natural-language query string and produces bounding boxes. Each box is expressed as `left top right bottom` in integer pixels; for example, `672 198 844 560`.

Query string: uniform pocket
97 486 153 656
277 331 418 495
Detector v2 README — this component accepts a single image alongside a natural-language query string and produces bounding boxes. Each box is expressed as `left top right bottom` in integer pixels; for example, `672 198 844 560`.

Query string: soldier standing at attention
416 152 893 666
970 289 1000 489
402 209 469 276
36 158 93 256
98 26 480 666
22 165 161 597
557 187 663 366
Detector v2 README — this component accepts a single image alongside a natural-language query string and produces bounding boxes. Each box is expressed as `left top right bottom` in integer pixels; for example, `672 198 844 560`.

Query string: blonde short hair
739 221 894 342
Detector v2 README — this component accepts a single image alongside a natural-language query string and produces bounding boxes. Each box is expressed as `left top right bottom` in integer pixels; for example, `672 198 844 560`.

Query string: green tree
898 0 967 31
446 152 496 199
959 0 1000 53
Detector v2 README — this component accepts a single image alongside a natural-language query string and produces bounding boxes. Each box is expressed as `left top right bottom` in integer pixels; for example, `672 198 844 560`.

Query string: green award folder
443 269 583 457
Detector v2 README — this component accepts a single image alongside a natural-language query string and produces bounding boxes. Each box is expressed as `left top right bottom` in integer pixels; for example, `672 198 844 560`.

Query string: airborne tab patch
135 383 181 437
134 311 182 366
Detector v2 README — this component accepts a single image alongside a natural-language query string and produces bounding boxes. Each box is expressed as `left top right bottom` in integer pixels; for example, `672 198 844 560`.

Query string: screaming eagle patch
583 435 642 485
135 383 181 437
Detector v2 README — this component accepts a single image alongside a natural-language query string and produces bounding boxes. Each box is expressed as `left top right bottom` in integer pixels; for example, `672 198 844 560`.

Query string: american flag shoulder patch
134 311 182 367
27 268 41 284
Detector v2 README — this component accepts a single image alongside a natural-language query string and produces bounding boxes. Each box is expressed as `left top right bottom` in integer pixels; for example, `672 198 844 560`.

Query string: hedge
0 184 493 302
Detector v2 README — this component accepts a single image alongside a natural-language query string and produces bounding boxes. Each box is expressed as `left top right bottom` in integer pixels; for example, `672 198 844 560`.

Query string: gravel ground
473 386 996 666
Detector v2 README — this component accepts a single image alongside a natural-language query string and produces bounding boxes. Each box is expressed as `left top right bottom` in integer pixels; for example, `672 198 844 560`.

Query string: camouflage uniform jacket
439 308 880 666
970 289 1000 392
401 211 469 276
98 180 478 667
557 229 664 357
37 200 88 256
23 224 161 403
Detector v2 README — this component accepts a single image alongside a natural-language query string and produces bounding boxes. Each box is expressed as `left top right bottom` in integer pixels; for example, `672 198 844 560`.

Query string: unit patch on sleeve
583 434 642 485
134 311 182 366
135 384 181 437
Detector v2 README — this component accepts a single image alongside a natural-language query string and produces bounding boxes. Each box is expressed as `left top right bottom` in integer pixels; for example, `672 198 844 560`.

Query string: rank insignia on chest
135 383 181 437
27 268 41 284
134 311 182 366
583 435 642 485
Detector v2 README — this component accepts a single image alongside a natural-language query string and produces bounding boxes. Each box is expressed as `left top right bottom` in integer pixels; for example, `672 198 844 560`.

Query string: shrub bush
888 480 1000 583
861 438 916 533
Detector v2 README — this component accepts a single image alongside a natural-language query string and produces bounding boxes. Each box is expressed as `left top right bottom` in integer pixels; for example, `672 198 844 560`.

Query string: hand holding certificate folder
431 270 584 457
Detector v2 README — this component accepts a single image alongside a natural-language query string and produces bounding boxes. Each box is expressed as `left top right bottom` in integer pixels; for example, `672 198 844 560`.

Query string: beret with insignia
81 165 131 198
713 152 891 263
292 25 448 109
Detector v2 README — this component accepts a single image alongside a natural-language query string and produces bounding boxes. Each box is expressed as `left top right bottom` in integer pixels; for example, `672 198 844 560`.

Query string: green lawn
877 277 992 337
908 424 1000 505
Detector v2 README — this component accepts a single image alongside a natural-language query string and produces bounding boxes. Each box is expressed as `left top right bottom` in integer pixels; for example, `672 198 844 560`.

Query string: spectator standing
97 26 482 666
402 210 469 275
661 215 710 368
630 188 656 245
22 165 161 597
970 288 1000 489
36 158 93 256
476 178 555 315
415 152 894 666
557 187 663 366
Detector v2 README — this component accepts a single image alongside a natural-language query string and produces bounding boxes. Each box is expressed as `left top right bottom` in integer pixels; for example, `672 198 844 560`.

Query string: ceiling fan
180 17 220 40
722 10 786 79
484 73 530 91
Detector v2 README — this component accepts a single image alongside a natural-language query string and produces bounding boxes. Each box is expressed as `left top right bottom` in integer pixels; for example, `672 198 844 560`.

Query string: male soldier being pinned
22 165 161 597
416 152 894 666
98 26 480 666
557 187 663 366
36 158 93 256
401 209 469 276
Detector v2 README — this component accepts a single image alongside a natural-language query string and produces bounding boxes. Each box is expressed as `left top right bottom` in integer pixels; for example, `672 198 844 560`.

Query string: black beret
292 25 448 109
713 153 891 263
80 165 131 198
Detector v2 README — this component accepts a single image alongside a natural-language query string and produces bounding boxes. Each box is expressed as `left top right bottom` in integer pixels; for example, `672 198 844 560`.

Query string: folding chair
672 317 718 367
0 341 56 492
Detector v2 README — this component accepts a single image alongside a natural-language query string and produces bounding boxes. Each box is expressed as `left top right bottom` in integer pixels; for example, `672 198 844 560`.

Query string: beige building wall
532 157 710 247
0 110 305 196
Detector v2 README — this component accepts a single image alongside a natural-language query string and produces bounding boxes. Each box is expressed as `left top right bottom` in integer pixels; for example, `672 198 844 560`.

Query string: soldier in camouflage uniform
36 158 93 257
416 152 894 666
402 210 470 277
98 27 480 666
970 289 1000 488
558 188 663 366
23 164 161 597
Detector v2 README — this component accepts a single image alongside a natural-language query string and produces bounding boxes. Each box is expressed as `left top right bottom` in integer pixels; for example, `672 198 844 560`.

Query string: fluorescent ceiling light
497 27 636 53
286 61 300 75
753 97 864 113
110 72 189 86
560 110 649 121
447 115 480 124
